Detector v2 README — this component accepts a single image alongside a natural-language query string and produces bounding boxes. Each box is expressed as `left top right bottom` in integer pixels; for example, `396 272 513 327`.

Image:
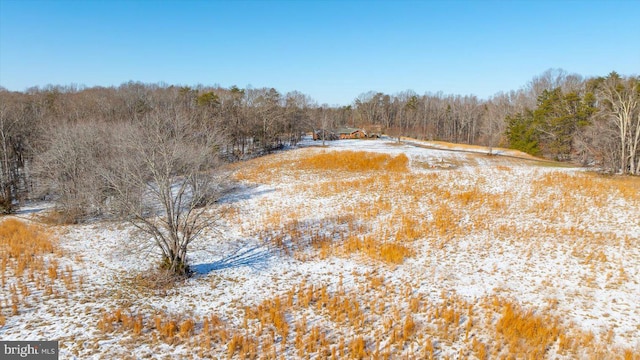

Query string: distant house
312 129 338 141
312 127 379 140
337 128 368 139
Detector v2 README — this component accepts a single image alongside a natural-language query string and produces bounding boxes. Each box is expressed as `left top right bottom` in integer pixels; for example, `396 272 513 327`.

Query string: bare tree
596 73 640 174
319 104 331 146
34 121 113 221
0 91 39 212
481 93 514 153
0 99 19 212
102 106 224 275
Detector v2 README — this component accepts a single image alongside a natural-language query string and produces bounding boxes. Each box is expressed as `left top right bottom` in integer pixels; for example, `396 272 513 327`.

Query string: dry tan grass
229 148 638 275
495 302 561 357
6 143 637 359
232 149 408 184
0 218 78 321
218 147 640 358
93 279 639 359
298 150 409 172
0 218 59 275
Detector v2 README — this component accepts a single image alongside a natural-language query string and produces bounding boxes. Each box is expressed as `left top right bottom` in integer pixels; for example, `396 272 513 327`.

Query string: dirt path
400 139 577 167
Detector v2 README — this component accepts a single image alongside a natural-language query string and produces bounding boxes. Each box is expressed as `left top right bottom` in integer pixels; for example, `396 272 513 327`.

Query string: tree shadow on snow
217 183 276 204
191 246 272 275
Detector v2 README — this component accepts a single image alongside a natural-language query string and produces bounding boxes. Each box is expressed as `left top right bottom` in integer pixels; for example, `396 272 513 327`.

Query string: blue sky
1 0 638 105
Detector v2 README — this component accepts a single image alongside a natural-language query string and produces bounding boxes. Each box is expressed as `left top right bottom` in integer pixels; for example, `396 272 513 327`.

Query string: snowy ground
1 137 639 359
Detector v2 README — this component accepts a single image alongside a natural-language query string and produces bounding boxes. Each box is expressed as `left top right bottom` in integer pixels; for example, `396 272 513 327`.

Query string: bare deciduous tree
102 106 224 275
34 122 113 221
596 73 640 174
0 91 38 213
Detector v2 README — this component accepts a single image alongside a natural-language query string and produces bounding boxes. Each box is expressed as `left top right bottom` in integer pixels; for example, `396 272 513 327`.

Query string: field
1 137 639 359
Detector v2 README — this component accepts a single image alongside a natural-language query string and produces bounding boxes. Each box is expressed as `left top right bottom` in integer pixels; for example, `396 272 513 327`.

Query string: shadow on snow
217 184 276 204
191 246 272 275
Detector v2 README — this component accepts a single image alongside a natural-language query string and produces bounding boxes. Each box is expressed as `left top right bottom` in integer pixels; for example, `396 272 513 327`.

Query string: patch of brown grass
91 282 640 360
82 146 640 358
297 150 409 172
495 302 560 357
0 218 74 319
0 218 59 275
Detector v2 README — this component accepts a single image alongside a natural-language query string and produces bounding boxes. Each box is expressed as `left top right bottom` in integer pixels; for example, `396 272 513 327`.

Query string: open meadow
1 137 639 359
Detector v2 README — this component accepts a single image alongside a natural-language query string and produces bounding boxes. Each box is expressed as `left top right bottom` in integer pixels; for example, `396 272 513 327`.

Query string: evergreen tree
506 88 595 160
505 110 540 156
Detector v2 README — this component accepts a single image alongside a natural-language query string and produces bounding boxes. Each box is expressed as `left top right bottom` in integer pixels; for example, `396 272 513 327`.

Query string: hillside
1 137 639 359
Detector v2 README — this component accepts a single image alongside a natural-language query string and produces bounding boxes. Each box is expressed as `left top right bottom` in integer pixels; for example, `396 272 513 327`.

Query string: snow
1 137 639 359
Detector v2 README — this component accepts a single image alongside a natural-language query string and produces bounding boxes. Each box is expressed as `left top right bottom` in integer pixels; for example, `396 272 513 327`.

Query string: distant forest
0 68 638 218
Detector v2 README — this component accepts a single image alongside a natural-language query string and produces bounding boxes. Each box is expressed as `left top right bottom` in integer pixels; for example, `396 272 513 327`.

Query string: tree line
0 68 638 218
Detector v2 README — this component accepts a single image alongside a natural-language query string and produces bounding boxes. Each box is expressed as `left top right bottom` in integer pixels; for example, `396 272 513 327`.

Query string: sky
0 0 638 106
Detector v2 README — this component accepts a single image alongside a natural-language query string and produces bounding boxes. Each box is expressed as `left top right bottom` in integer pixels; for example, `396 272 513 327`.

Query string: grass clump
378 242 414 264
342 235 414 265
495 302 560 358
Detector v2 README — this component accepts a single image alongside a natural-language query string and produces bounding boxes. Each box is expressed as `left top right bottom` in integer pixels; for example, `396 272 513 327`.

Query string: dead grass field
1 139 639 359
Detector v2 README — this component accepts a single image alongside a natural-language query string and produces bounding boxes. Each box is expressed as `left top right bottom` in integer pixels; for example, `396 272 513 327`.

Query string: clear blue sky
1 0 638 106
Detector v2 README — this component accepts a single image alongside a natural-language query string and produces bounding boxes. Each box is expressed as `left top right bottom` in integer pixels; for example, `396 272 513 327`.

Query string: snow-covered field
1 137 639 359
